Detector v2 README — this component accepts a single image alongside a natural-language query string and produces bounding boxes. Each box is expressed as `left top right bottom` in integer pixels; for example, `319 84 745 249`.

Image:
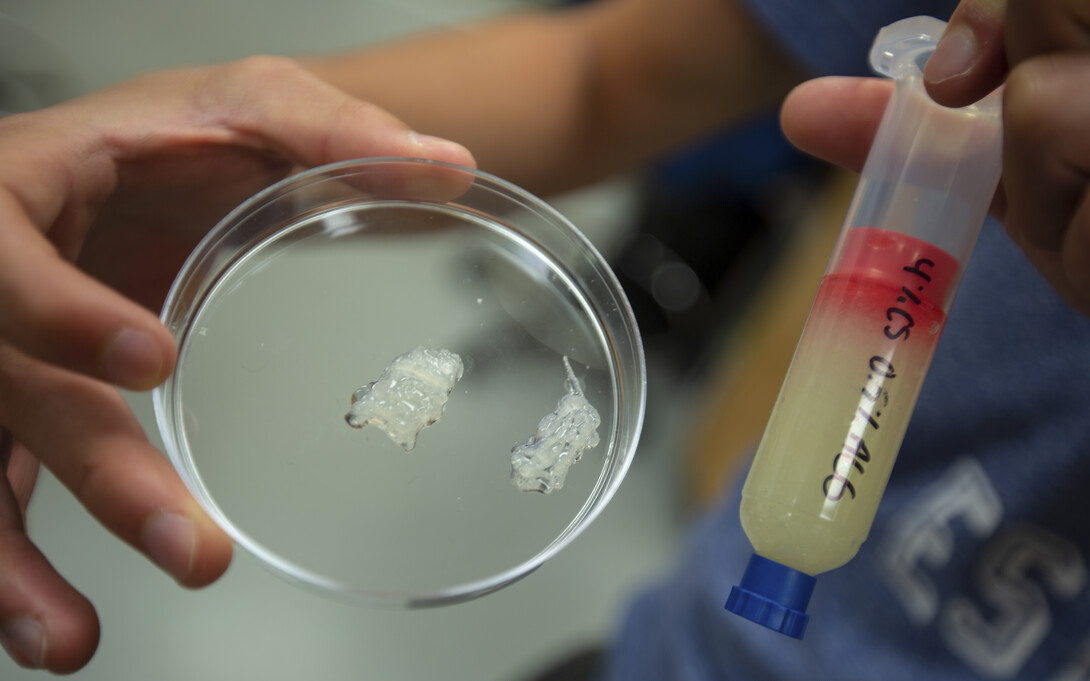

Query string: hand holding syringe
724 16 1003 639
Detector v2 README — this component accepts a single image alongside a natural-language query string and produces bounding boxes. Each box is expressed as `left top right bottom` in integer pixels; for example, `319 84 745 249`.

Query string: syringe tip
725 554 816 639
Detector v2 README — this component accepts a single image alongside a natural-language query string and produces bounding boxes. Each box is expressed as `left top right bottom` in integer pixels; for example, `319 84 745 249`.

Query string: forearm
300 0 805 195
300 10 588 193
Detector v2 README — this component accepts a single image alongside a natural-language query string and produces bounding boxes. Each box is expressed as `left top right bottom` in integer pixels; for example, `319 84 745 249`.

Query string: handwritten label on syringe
823 356 895 501
883 258 938 340
820 228 958 503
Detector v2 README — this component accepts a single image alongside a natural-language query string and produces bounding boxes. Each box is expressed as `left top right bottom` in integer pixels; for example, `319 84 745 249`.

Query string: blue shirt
604 3 1090 679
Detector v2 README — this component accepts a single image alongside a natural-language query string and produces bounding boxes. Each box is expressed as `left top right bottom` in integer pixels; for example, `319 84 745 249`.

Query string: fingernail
925 24 977 84
1 616 46 668
408 131 471 160
408 131 453 150
101 328 164 389
142 511 196 582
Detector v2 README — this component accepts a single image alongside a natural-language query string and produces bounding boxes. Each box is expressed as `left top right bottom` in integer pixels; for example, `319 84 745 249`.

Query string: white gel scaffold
345 346 464 451
510 357 601 494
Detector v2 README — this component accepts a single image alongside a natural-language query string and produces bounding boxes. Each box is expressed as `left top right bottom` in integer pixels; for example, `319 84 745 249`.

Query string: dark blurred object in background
612 114 830 377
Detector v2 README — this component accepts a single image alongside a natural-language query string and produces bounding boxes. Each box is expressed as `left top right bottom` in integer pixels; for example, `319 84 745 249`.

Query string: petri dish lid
153 158 646 607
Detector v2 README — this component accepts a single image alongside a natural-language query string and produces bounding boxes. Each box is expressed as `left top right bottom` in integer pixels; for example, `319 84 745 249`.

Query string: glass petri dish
153 158 646 607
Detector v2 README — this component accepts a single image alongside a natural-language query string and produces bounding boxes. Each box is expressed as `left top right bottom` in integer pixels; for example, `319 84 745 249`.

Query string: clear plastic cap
869 15 948 78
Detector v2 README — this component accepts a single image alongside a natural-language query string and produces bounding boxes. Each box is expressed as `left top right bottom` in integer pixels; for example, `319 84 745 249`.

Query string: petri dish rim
152 157 647 608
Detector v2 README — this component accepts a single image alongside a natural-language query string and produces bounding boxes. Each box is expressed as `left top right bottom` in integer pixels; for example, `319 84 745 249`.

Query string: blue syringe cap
725 554 816 639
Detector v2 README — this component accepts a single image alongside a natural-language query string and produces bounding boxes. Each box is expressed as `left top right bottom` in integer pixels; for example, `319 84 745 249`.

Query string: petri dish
153 158 646 607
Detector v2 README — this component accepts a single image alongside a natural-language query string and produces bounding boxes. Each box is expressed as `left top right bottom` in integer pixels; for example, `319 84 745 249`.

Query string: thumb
183 56 476 170
924 0 1008 107
167 56 479 200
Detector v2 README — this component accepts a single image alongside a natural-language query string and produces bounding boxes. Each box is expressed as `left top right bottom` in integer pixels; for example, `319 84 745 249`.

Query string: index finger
779 76 893 172
0 193 177 391
0 193 178 391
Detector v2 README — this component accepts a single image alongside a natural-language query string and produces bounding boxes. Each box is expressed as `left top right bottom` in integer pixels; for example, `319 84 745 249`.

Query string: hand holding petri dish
153 158 646 607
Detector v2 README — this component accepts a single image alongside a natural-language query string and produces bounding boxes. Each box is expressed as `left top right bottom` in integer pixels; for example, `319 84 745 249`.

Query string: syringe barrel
726 17 1003 638
837 17 1003 310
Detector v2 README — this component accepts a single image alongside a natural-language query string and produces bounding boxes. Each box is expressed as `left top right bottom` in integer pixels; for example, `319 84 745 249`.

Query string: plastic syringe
724 16 1003 639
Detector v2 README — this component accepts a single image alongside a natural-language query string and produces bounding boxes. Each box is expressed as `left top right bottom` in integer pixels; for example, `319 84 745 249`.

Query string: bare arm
301 0 805 195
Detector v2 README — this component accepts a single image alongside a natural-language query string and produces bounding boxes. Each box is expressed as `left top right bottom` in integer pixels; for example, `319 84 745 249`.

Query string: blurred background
0 1 838 678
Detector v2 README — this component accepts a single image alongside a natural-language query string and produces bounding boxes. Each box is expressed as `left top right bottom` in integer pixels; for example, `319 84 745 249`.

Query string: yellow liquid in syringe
740 227 958 576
